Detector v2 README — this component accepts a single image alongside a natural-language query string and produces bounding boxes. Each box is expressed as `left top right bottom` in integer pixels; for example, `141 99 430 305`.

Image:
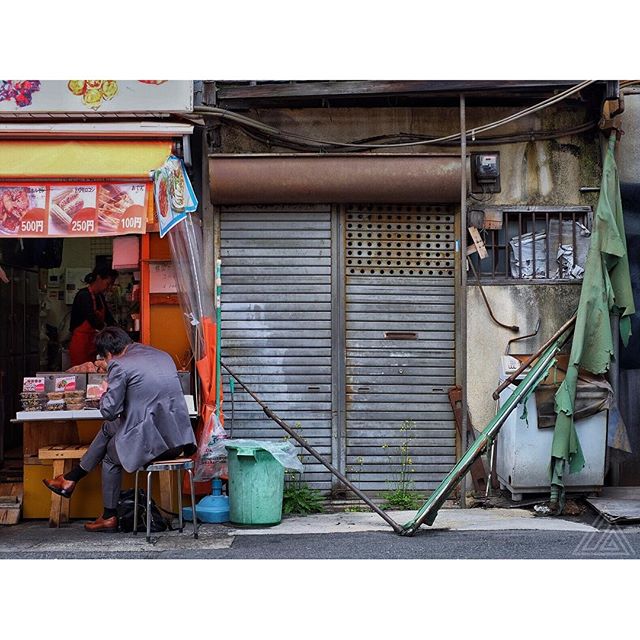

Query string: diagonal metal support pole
400 323 575 536
221 361 404 534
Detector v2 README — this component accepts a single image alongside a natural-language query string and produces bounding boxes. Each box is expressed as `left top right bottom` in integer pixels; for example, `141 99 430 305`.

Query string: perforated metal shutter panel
220 205 333 491
345 205 457 492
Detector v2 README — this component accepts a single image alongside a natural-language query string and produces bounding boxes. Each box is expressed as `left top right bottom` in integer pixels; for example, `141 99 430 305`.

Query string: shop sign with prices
0 183 149 237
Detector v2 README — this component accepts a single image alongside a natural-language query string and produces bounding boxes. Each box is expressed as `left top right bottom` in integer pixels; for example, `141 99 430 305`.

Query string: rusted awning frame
208 153 464 204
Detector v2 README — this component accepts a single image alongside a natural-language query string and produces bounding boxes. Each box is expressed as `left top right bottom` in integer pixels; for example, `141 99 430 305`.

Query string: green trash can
225 441 286 526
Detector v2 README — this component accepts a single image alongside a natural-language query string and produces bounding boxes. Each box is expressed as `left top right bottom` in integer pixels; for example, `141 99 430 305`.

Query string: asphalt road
2 527 640 559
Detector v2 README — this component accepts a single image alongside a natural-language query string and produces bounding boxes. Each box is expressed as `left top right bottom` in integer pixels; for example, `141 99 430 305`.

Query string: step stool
134 458 198 543
38 444 89 528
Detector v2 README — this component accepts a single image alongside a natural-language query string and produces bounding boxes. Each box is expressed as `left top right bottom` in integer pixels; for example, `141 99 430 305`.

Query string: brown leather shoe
84 515 119 533
43 475 76 499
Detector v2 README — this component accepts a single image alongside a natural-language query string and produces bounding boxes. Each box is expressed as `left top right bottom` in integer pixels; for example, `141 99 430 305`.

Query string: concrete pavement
227 507 597 536
2 505 632 558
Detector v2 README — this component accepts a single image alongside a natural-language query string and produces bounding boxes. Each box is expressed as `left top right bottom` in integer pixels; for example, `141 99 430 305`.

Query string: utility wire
236 120 597 153
194 80 597 150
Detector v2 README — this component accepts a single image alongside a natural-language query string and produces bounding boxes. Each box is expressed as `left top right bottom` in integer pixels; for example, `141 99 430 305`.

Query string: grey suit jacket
99 342 196 473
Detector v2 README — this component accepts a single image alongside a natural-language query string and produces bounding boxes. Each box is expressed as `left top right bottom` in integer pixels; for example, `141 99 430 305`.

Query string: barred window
468 206 592 282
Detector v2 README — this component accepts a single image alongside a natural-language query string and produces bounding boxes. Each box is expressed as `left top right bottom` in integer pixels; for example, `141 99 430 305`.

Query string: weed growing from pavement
381 419 422 510
282 421 325 515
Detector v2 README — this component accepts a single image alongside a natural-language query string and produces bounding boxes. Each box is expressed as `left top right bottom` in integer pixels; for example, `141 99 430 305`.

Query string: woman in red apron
68 266 118 367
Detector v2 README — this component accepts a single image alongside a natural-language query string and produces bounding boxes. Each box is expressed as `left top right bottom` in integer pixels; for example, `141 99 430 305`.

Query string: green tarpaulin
550 133 636 506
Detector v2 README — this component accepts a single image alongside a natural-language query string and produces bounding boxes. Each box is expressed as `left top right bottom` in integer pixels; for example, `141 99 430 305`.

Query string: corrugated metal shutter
220 205 333 491
345 204 457 493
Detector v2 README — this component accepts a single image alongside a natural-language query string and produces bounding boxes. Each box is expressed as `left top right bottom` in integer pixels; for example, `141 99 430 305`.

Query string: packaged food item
84 398 101 410
47 391 65 401
86 383 105 400
65 401 86 410
21 394 46 411
64 390 85 399
46 400 66 411
20 391 41 400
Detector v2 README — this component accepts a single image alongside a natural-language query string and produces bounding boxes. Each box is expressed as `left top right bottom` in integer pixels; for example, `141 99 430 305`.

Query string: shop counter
14 402 198 520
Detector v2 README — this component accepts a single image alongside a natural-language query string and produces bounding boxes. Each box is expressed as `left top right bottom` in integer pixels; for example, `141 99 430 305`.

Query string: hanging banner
154 155 198 238
0 182 149 237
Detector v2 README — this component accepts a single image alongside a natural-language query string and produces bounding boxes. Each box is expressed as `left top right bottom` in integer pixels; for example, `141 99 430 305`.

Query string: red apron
69 291 106 367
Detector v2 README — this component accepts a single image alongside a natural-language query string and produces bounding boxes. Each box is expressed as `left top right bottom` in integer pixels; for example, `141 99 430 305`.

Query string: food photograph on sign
48 185 97 235
96 183 148 234
154 156 198 237
0 185 47 235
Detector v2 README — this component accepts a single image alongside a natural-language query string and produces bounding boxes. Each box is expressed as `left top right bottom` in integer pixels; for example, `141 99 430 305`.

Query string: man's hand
94 359 108 373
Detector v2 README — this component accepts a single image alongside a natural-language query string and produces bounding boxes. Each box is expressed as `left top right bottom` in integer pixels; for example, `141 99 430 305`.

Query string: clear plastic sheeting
509 219 591 279
225 440 305 472
166 215 214 360
167 212 225 484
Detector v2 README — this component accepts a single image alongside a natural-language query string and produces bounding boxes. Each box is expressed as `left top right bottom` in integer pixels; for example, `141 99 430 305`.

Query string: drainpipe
459 94 468 508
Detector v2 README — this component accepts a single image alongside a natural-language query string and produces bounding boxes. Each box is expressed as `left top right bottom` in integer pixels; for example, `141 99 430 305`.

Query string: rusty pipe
221 360 404 534
468 257 519 333
506 318 541 355
209 154 463 204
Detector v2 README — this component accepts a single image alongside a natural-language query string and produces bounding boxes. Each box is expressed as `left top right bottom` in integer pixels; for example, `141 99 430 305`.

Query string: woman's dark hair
96 327 133 357
84 265 119 284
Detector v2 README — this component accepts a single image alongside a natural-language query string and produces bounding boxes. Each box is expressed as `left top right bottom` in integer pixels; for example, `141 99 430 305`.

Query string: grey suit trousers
79 420 187 510
79 420 123 509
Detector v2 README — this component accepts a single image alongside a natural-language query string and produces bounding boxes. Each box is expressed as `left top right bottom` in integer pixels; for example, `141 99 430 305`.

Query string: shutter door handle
384 331 418 340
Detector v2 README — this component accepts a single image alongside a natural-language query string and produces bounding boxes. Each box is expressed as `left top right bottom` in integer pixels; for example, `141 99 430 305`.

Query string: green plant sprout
282 421 324 515
380 419 422 510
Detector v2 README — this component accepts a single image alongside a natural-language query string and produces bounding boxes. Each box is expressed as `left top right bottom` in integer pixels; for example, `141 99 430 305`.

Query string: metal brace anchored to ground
221 361 404 534
221 315 576 537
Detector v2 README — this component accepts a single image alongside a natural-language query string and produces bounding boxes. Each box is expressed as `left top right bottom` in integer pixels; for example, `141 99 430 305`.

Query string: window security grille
469 206 592 282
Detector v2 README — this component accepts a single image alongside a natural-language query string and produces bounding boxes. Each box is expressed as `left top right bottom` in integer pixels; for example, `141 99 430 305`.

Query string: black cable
216 114 597 154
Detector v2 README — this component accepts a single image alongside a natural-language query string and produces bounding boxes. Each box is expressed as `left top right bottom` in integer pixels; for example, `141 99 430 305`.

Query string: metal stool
133 458 198 543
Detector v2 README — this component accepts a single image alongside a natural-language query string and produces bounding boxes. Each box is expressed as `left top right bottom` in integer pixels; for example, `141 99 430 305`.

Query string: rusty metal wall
219 205 334 490
209 154 463 204
344 205 457 492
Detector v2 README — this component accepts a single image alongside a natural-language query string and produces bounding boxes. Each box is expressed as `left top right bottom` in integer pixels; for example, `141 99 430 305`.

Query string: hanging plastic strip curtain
166 214 227 481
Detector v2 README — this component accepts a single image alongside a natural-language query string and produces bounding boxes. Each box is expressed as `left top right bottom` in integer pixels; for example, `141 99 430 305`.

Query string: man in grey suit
43 327 196 532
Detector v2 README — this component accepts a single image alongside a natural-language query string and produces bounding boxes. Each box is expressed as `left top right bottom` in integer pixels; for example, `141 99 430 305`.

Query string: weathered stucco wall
216 102 601 436
466 284 581 430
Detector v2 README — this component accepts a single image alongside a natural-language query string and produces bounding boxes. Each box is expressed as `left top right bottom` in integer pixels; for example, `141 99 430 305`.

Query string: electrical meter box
471 152 501 193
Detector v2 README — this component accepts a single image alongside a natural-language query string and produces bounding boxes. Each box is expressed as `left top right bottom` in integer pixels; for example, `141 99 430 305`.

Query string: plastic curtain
167 216 226 482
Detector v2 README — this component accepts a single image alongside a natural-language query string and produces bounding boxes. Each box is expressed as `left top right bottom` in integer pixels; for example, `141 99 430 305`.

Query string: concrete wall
216 101 602 433
466 284 581 429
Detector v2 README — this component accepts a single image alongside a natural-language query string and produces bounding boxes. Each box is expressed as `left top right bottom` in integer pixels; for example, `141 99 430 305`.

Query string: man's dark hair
96 327 133 357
